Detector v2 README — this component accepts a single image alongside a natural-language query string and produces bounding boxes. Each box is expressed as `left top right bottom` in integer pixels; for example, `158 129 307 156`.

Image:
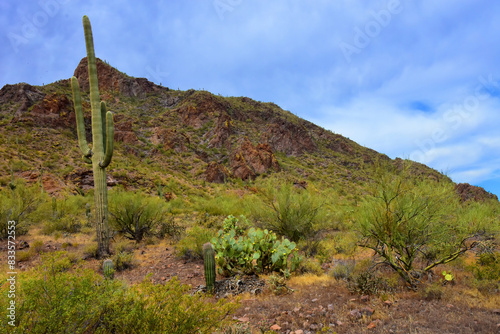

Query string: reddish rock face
229 138 280 181
113 115 139 144
0 83 45 114
27 93 75 128
7 87 77 129
19 170 66 195
73 57 164 98
455 183 498 202
205 162 230 183
206 112 233 149
176 91 230 129
150 127 189 152
261 121 317 156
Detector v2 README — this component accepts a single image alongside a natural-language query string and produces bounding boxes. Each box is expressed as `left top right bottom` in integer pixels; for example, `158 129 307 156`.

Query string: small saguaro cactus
103 259 114 279
71 15 114 257
203 242 216 293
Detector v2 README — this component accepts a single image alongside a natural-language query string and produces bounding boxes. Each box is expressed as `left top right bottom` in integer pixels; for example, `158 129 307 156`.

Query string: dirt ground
7 234 500 334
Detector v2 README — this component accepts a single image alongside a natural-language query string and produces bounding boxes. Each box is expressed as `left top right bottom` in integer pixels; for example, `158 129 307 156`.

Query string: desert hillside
1 59 499 333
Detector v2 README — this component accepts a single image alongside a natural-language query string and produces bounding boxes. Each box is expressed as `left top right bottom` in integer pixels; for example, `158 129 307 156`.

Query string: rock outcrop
261 121 317 156
205 162 231 183
73 57 166 98
0 83 45 116
150 126 189 152
113 115 139 144
20 93 75 128
176 91 230 129
230 138 280 180
455 183 498 202
19 170 66 195
206 112 234 149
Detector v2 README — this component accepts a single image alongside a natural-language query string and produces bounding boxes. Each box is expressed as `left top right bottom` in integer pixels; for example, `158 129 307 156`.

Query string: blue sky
2 0 500 196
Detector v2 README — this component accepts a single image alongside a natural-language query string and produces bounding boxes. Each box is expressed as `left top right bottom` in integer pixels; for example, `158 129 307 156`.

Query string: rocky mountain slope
0 58 497 202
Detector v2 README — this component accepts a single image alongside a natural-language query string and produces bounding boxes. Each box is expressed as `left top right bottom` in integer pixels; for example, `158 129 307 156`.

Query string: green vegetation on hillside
1 41 499 332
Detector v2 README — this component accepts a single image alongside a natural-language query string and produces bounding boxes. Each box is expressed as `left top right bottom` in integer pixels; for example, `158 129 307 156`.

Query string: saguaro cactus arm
71 76 92 160
100 105 114 168
101 101 107 153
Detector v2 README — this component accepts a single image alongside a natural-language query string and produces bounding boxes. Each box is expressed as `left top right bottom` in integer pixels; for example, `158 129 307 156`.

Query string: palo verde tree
71 15 114 257
356 164 481 287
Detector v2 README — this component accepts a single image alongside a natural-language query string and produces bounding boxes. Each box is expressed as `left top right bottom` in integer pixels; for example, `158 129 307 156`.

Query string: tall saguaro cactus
71 15 114 257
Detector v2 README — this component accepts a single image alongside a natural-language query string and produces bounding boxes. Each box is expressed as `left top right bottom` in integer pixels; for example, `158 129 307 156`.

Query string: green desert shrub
297 258 324 275
195 192 247 217
108 190 168 242
330 232 358 256
82 243 99 259
40 195 90 234
250 182 324 242
0 181 44 238
177 226 215 260
111 251 135 271
112 238 136 254
469 252 500 294
347 271 393 296
329 259 356 281
156 215 183 240
0 255 238 333
16 249 33 262
419 283 445 301
17 240 44 262
471 252 500 281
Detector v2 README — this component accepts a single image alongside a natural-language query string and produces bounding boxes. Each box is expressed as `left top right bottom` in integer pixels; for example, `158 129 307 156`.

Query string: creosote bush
347 271 393 296
469 252 500 294
82 243 99 259
329 259 356 281
108 190 168 242
112 251 135 271
252 182 324 242
0 181 43 238
40 195 90 235
177 226 215 260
